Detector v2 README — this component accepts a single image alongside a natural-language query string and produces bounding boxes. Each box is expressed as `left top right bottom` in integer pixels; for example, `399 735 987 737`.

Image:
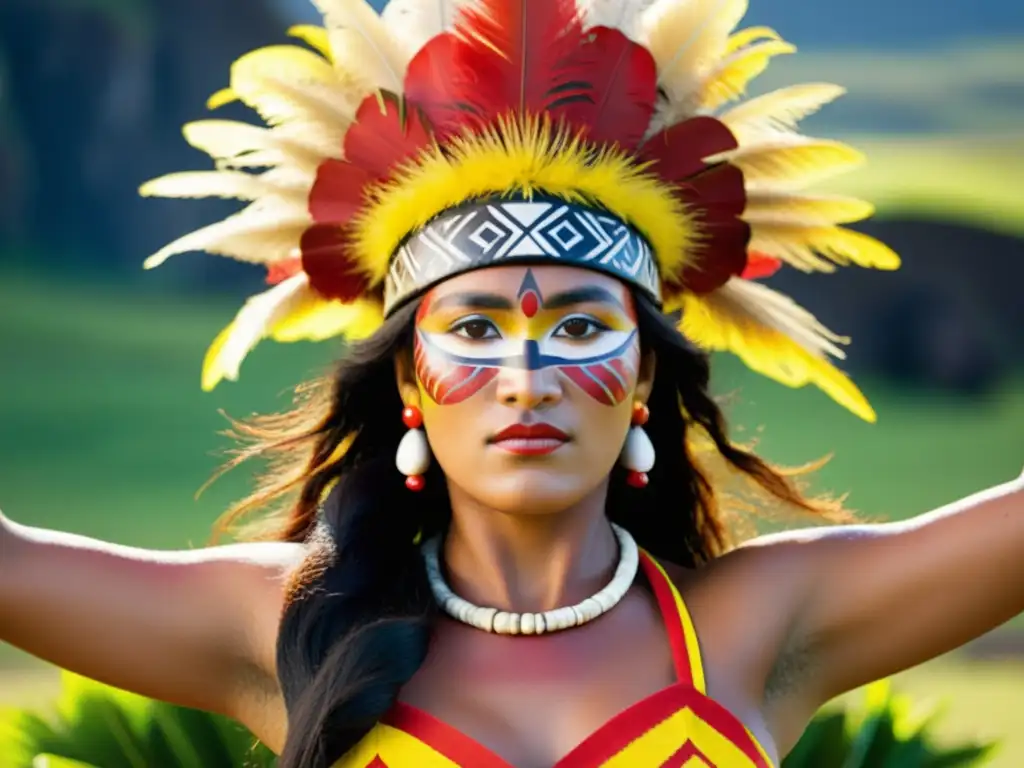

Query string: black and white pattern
383 196 661 315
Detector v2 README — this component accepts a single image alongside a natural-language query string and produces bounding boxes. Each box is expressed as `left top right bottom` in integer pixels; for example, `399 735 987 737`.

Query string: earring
396 406 431 491
621 402 654 488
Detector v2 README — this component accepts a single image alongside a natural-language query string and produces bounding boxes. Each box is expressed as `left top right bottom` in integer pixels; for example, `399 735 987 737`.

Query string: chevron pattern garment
335 552 775 767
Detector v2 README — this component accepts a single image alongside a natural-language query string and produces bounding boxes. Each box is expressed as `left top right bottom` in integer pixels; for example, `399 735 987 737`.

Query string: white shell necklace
421 523 640 635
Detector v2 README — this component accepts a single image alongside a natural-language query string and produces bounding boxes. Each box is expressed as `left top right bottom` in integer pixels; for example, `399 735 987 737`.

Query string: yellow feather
207 88 237 110
719 83 846 141
311 0 408 93
744 191 874 225
749 222 901 272
352 115 695 286
142 204 309 269
723 25 779 53
699 38 796 110
270 296 384 343
201 274 312 391
678 281 876 422
288 25 333 59
709 137 865 188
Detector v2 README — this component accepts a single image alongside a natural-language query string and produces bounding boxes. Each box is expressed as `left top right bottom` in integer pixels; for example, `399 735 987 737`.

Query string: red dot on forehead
520 290 539 318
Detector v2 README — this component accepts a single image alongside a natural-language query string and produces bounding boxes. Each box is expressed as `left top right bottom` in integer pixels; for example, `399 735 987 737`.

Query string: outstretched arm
748 473 1024 721
0 509 301 738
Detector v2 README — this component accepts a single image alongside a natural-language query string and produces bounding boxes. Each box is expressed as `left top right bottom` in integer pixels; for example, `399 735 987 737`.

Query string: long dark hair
215 293 842 767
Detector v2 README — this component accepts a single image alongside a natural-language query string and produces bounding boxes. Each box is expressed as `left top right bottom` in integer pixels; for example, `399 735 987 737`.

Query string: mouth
488 423 571 456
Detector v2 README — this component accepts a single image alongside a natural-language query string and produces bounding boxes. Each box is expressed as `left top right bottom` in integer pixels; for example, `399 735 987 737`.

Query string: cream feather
312 0 407 93
707 136 865 188
678 279 876 422
744 191 874 225
287 25 333 58
141 204 309 269
639 0 747 131
720 83 846 142
748 222 902 272
201 273 312 391
182 120 337 169
380 0 477 60
138 168 311 204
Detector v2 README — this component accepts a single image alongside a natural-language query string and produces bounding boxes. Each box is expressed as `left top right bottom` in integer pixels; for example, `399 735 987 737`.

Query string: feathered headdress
140 0 899 422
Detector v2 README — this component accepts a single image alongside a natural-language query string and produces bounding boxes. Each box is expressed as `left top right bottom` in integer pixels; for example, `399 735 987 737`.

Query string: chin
468 468 605 516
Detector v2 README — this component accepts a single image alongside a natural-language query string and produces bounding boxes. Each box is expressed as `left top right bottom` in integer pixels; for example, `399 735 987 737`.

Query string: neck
441 481 619 613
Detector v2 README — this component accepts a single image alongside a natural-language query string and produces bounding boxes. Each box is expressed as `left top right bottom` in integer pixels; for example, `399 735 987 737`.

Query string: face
397 265 654 515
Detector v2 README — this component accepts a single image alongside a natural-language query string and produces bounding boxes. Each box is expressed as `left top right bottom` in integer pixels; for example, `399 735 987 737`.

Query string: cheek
414 332 498 405
557 339 640 406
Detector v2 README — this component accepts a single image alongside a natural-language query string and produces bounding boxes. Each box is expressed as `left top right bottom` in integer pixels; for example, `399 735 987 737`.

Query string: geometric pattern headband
384 195 660 315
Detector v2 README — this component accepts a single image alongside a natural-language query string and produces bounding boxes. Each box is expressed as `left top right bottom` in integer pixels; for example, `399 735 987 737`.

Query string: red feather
405 0 592 137
300 224 372 302
266 256 303 285
639 116 738 182
742 251 783 280
343 92 433 179
308 159 374 225
570 27 657 150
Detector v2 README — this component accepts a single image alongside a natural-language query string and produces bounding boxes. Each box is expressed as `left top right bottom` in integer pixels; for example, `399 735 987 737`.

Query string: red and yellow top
336 551 776 767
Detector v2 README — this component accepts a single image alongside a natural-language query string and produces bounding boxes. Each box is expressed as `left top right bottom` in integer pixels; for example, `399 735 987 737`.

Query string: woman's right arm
0 508 303 737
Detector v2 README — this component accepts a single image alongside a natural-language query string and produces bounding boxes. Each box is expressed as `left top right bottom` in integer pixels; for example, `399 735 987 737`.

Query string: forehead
421 265 632 305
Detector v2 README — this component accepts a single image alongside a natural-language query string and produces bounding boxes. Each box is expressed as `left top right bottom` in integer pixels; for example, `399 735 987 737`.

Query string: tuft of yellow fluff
349 114 699 286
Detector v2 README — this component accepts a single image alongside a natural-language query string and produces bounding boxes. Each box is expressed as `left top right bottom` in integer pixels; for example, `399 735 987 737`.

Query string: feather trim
201 273 312 391
748 222 901 272
352 114 694 284
677 279 876 422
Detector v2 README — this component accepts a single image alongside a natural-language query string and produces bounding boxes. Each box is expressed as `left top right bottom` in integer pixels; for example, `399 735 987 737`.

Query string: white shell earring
621 402 654 488
397 406 430 491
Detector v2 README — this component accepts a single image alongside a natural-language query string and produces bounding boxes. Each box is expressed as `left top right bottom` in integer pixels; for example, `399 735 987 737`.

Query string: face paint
415 270 640 406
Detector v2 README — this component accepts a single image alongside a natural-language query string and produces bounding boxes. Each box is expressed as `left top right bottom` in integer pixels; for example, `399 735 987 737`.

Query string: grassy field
1 267 1023 760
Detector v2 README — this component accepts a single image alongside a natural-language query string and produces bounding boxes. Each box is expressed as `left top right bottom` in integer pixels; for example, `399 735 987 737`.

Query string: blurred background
0 0 1022 762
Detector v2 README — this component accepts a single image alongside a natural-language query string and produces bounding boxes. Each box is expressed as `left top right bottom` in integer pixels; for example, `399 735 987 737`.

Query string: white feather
576 0 657 37
182 120 343 168
380 0 477 60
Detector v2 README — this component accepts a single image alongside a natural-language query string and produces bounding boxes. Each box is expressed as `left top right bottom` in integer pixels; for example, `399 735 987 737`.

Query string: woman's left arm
751 472 1024 708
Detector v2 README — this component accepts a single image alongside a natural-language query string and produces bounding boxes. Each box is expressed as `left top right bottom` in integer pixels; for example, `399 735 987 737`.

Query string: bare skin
1 264 1022 766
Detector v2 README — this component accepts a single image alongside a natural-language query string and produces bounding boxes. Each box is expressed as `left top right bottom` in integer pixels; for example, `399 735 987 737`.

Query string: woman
2 0 1022 766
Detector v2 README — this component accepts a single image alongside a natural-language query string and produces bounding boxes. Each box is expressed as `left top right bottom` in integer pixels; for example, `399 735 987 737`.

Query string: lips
489 423 570 456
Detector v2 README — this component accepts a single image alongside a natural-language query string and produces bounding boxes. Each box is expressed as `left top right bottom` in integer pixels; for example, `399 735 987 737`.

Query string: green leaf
32 756 102 768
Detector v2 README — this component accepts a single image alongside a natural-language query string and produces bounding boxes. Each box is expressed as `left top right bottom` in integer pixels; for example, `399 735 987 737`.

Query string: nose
494 345 562 410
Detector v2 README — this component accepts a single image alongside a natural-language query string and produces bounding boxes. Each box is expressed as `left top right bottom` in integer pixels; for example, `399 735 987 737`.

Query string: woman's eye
556 317 606 339
452 319 499 340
